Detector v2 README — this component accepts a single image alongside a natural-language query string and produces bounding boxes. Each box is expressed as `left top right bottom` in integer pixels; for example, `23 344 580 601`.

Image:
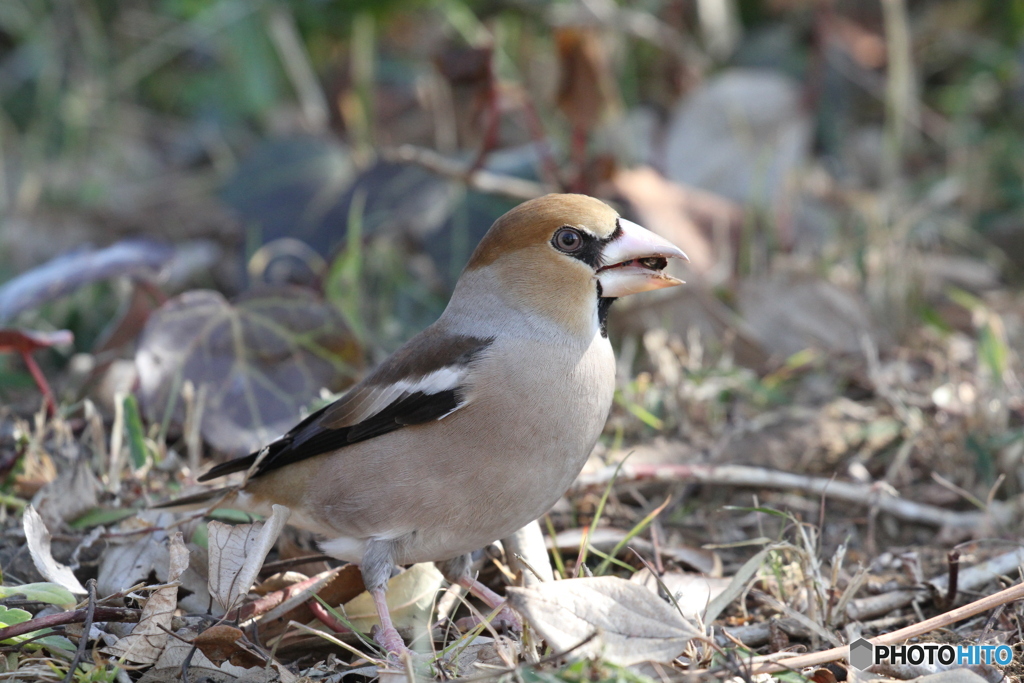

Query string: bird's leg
369 587 409 655
438 554 523 632
361 540 413 659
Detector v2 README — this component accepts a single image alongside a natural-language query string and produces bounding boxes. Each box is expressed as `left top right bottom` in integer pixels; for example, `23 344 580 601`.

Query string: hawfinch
165 194 686 656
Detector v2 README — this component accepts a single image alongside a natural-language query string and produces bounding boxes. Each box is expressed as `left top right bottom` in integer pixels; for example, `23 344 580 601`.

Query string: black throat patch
596 282 615 338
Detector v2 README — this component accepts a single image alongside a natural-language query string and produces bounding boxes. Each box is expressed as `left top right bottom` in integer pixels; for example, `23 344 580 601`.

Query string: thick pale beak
597 219 688 298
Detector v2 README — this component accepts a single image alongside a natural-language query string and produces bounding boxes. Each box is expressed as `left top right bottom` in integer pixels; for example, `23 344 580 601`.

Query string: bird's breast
281 331 616 565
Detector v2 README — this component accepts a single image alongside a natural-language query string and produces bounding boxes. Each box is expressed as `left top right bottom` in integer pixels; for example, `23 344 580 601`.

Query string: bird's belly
302 334 616 565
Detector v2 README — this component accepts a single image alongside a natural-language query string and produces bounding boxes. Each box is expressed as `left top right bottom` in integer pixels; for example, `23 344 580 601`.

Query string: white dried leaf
630 569 732 619
208 504 290 611
104 532 189 664
507 576 699 665
23 505 86 595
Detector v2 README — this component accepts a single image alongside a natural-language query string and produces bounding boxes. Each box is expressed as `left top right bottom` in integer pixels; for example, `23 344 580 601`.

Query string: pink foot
371 623 414 661
455 576 523 632
454 601 522 633
369 587 414 662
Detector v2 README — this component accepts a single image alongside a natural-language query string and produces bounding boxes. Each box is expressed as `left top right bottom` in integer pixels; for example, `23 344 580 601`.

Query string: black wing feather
198 389 461 482
196 331 493 483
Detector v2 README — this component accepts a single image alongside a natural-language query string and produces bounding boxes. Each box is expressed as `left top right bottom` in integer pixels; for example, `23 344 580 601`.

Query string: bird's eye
552 227 584 253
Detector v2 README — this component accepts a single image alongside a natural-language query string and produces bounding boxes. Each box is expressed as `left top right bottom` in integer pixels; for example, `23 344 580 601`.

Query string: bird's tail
151 486 237 513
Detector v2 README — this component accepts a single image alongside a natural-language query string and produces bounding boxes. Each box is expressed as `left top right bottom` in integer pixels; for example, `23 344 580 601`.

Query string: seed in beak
639 256 668 271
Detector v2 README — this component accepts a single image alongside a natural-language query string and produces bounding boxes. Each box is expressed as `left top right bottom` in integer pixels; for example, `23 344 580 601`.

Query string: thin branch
847 546 1024 621
381 145 553 201
0 607 140 642
749 579 1024 674
571 462 1018 529
62 579 96 683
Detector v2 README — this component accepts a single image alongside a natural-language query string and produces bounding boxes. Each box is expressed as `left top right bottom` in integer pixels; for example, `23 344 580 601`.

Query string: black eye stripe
551 220 622 269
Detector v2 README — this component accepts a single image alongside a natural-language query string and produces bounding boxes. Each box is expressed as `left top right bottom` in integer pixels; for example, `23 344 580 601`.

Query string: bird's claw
454 602 523 633
371 624 414 662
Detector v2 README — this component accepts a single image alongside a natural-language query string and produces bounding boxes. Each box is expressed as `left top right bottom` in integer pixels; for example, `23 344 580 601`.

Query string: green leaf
0 583 76 607
69 507 136 529
122 395 149 470
0 604 71 650
0 605 31 628
979 321 1007 382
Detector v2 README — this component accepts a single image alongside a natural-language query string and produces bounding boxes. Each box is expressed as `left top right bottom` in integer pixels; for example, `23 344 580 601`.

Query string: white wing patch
345 365 470 426
389 366 466 395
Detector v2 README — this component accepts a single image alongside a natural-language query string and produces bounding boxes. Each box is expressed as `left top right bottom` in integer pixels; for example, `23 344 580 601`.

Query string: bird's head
460 194 688 335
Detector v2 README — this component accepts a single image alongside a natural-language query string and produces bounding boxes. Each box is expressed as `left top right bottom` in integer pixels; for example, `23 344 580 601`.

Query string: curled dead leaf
208 505 291 612
23 505 86 595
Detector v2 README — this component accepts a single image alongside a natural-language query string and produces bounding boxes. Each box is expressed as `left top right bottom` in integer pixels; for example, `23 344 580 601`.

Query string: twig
62 580 96 683
944 550 960 608
748 579 1024 674
20 352 57 416
750 590 842 648
571 462 1018 529
0 607 140 642
235 567 343 626
381 145 553 200
848 546 1024 621
259 554 336 574
306 598 350 633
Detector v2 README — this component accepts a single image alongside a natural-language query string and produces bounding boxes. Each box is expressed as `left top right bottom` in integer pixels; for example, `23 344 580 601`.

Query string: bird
161 193 687 658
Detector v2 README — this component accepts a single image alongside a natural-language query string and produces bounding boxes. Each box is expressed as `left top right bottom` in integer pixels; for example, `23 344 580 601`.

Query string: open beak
597 219 688 298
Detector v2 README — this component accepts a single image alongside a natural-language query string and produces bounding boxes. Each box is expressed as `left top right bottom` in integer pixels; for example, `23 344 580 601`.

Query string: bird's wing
198 329 494 481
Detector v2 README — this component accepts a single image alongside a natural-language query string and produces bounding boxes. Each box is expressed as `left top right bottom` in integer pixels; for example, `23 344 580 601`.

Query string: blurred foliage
0 0 1022 490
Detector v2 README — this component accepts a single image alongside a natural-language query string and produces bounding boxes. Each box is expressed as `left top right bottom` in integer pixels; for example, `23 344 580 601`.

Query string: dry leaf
507 576 699 665
23 505 86 595
98 532 168 598
255 564 365 642
447 635 519 676
704 547 770 624
630 568 732 619
193 625 265 668
208 504 291 611
104 532 189 664
149 622 291 682
341 562 444 632
136 288 360 455
31 457 101 527
503 520 554 586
